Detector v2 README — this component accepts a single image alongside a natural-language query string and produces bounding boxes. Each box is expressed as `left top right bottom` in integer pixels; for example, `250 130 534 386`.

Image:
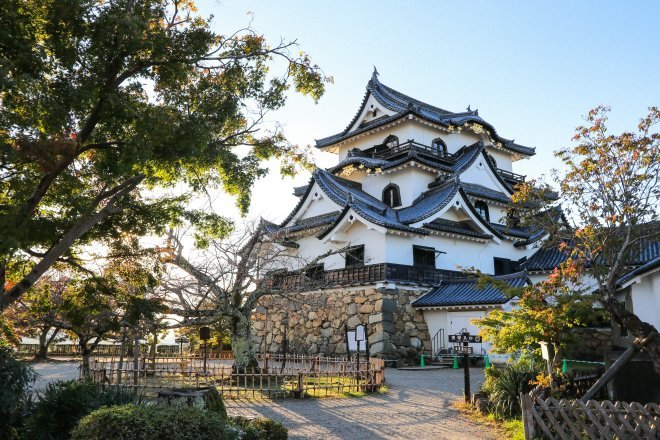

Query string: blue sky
196 0 660 223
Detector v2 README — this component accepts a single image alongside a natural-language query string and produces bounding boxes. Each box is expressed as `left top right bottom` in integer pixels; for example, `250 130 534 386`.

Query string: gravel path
31 361 497 439
226 368 498 440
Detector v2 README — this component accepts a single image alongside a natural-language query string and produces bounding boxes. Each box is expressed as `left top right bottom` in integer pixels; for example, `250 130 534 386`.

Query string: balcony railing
370 140 455 162
268 263 465 291
496 168 526 185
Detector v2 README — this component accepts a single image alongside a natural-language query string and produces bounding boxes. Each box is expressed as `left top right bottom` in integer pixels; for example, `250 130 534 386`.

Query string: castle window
494 257 517 275
431 138 447 156
345 245 365 268
306 263 325 280
475 201 490 221
413 245 436 268
384 135 399 149
382 184 401 208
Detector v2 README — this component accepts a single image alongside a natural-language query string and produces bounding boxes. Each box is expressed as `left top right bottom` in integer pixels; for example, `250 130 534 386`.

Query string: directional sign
453 346 473 354
448 334 482 343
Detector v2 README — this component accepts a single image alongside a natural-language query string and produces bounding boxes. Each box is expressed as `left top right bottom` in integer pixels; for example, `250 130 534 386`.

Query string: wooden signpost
451 329 482 403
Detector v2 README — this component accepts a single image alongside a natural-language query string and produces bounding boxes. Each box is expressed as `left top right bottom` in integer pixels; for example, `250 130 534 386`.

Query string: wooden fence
521 394 660 439
86 354 385 399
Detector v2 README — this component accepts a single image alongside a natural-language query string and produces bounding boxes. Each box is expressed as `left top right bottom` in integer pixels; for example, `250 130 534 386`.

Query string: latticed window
384 135 399 149
413 245 436 268
475 201 490 221
345 245 365 267
382 184 401 207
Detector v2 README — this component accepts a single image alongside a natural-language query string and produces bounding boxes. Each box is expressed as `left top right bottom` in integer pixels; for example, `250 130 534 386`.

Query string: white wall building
257 70 550 359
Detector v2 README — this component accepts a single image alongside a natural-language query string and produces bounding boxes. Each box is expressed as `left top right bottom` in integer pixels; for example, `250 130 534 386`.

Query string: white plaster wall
460 156 511 195
422 309 494 355
485 148 513 172
383 233 532 273
630 271 660 330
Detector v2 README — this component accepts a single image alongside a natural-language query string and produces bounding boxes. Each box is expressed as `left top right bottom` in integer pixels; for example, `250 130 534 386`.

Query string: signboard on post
454 346 473 354
449 334 482 343
451 329 482 403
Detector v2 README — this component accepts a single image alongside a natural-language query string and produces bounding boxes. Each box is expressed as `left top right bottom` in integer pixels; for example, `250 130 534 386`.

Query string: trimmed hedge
24 380 138 440
71 404 240 440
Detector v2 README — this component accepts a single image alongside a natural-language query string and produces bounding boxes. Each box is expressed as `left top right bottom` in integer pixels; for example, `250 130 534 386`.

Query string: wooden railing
371 140 455 161
497 168 526 184
270 263 465 291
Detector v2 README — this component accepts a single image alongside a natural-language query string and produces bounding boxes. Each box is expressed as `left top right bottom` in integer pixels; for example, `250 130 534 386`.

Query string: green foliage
474 265 602 370
71 404 240 440
482 358 543 420
0 343 36 439
204 386 227 419
0 0 331 311
24 380 139 440
231 416 288 440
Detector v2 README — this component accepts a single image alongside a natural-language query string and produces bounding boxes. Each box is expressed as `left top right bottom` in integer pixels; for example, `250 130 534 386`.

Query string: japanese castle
256 70 657 361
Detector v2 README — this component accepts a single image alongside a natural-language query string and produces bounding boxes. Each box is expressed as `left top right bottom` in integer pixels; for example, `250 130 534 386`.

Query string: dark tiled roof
424 218 492 239
277 166 506 242
520 242 572 271
463 183 511 204
293 185 309 197
522 238 660 272
283 211 341 234
398 180 459 224
315 73 535 156
412 272 528 307
617 255 660 287
490 223 537 239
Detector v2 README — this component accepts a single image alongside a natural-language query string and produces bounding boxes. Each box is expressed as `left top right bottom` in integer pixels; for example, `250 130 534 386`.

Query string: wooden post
344 325 351 361
133 333 140 386
520 393 535 440
463 352 470 403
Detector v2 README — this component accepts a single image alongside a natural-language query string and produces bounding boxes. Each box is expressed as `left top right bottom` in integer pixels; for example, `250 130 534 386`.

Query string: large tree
511 106 660 372
0 0 329 311
162 222 341 370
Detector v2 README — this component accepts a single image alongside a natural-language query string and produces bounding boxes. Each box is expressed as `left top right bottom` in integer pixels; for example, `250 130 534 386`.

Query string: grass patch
453 401 524 439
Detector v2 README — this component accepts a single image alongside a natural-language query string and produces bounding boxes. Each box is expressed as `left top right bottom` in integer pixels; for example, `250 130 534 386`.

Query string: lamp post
199 327 211 374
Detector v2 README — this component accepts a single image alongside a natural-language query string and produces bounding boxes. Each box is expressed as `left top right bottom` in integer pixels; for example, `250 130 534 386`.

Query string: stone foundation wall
251 286 431 361
569 327 612 360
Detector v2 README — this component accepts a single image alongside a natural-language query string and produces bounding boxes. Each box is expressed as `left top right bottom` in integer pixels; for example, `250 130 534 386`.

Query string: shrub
204 386 227 418
71 404 240 440
0 343 36 439
482 360 542 420
24 380 139 440
231 416 288 440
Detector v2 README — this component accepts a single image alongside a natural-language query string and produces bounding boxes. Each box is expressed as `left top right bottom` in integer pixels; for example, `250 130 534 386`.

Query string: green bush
231 416 288 440
24 380 139 440
0 343 36 439
71 404 240 440
204 386 227 418
482 359 542 420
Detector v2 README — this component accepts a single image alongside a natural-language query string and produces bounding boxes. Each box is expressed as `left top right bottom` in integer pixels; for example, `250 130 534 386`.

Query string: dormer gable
348 93 397 133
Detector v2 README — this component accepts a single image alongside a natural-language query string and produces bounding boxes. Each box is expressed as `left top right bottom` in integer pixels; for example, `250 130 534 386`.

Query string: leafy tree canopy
509 106 660 372
0 0 331 310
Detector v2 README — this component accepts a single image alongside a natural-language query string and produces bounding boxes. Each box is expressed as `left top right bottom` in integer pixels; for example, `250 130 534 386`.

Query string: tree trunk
35 327 50 361
118 328 127 385
80 341 91 378
231 314 258 372
604 297 660 375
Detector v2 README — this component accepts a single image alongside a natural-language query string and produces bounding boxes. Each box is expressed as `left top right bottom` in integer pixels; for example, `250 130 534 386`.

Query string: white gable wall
628 270 660 331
